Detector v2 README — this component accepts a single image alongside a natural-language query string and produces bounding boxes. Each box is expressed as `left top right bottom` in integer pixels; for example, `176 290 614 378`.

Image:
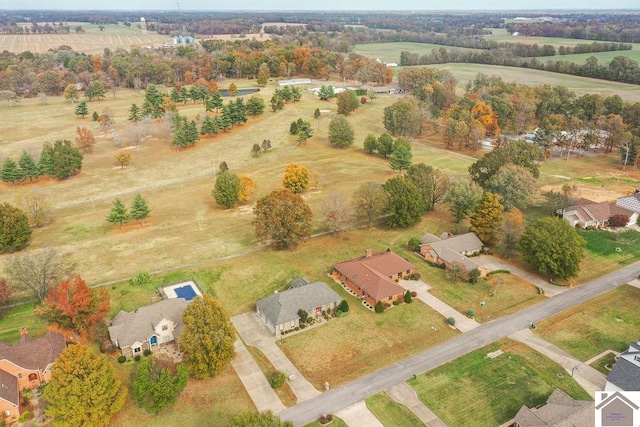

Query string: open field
278 294 459 390
484 28 640 50
537 49 640 65
0 85 475 287
0 23 170 54
423 268 546 323
365 391 426 427
353 42 480 64
111 362 254 427
535 284 640 361
419 63 640 102
410 339 592 427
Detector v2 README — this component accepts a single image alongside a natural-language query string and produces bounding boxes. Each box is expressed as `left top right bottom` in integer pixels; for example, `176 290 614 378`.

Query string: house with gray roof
617 193 640 214
108 298 188 358
606 340 640 391
256 281 342 337
506 388 594 426
419 232 487 275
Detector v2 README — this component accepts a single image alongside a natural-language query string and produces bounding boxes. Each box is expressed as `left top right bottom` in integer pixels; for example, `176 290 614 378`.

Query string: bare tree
5 248 76 302
14 190 52 227
431 169 451 209
351 182 389 228
321 192 353 235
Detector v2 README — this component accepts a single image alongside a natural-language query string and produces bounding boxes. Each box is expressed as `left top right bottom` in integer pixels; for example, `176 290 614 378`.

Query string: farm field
353 42 480 64
410 339 592 427
484 28 640 51
535 284 640 361
537 49 640 65
0 23 170 54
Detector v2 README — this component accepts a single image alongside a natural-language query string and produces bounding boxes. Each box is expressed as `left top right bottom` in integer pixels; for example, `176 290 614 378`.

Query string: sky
4 1 639 11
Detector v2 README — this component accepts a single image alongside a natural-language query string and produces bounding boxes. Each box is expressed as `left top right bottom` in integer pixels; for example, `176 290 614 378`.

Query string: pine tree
74 100 88 118
38 142 55 178
389 144 413 174
246 95 265 116
213 172 241 209
200 116 219 137
1 158 23 186
18 151 39 183
130 194 150 227
128 103 142 122
106 198 129 231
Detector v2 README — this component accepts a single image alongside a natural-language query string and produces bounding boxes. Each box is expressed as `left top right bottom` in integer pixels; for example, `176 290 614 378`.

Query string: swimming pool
161 281 203 302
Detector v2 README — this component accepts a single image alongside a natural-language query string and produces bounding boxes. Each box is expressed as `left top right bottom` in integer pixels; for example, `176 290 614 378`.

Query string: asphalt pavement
279 260 640 426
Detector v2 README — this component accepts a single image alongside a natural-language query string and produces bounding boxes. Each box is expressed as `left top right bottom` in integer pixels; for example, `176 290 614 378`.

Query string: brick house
563 198 637 228
419 232 487 276
332 250 415 307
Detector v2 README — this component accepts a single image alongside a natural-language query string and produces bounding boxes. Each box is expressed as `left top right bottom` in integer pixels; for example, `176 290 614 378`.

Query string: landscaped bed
536 284 640 361
423 268 546 323
409 339 592 427
278 296 459 390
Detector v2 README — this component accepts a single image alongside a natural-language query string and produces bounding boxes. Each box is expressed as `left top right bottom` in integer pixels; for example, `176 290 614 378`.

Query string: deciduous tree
43 345 127 426
238 176 256 203
256 63 270 87
321 192 352 235
431 169 451 209
64 83 79 103
106 198 129 230
363 134 379 154
377 133 394 158
383 176 425 228
130 194 151 227
254 189 312 249
282 163 310 193
351 182 389 228
213 172 241 209
470 192 504 245
114 151 131 169
468 140 544 188
14 190 51 227
485 165 536 211
446 179 483 223
40 275 110 333
74 126 96 153
5 248 76 303
133 355 188 414
518 217 586 280
0 278 12 307
228 83 238 96
0 203 31 253
407 163 435 212
328 114 355 148
181 295 236 379
383 97 422 137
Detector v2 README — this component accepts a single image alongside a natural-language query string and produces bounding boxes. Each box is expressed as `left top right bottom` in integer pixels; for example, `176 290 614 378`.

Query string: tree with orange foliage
74 127 96 153
184 71 195 85
497 208 524 258
40 276 110 334
207 79 219 93
238 176 257 203
471 100 501 138
92 55 103 74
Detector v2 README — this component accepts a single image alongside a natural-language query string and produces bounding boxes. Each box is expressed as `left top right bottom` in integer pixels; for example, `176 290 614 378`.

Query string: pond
219 88 260 97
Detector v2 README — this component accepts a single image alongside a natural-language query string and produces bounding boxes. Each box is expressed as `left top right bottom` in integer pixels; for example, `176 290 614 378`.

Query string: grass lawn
354 42 480 63
590 352 617 375
574 230 640 283
245 345 297 407
111 362 255 427
0 304 48 343
365 391 426 427
409 339 592 427
422 268 546 323
536 285 640 361
536 49 640 65
483 28 610 48
278 295 459 390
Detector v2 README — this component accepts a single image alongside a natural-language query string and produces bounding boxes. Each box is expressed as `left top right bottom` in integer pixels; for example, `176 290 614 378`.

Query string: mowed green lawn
536 285 640 361
485 28 640 51
409 339 592 427
537 49 640 65
354 42 480 64
365 392 426 427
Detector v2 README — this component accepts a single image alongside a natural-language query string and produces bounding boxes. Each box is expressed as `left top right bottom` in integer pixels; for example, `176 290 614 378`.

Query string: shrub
134 355 141 362
297 309 308 321
318 414 334 425
270 371 287 388
306 317 314 324
300 323 306 329
392 300 400 306
404 290 413 303
375 301 385 313
469 268 481 284
408 237 421 251
92 111 99 121
489 269 510 275
117 355 126 363
412 273 421 280
609 213 630 227
339 299 349 313
334 309 343 317
143 349 152 357
294 326 300 331
130 271 152 287
360 96 367 105
18 411 30 423
410 291 417 298
466 309 475 318
447 317 456 325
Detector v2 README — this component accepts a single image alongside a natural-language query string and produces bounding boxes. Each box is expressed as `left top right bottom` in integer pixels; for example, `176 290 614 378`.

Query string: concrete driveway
335 401 383 427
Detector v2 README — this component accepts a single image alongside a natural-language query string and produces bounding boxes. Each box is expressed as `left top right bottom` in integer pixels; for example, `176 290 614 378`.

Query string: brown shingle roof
510 389 594 427
0 370 18 406
0 331 66 371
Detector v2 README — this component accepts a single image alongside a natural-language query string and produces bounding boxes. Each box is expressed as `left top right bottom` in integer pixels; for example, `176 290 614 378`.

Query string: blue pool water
174 285 198 301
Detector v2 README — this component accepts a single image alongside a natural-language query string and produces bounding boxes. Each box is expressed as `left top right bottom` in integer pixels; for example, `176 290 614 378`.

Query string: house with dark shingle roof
563 197 637 228
0 329 66 423
606 340 640 391
332 250 415 307
506 389 594 427
418 232 487 275
256 281 342 336
108 298 188 358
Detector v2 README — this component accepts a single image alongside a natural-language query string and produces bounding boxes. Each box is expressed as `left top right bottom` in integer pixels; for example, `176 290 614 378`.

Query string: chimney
365 249 372 258
19 328 28 336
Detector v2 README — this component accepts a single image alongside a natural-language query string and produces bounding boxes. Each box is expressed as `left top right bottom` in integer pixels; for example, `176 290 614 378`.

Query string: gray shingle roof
256 282 342 326
0 370 18 406
606 355 640 391
108 298 188 348
429 232 484 254
288 277 311 289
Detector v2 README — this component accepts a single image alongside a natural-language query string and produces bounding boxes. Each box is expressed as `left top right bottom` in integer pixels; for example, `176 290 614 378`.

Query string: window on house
291 321 295 327
162 325 168 331
636 355 640 362
17 374 22 379
279 324 284 331
133 347 141 353
388 296 393 300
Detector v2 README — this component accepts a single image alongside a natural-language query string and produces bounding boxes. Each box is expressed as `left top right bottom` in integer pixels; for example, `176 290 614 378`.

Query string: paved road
279 261 640 426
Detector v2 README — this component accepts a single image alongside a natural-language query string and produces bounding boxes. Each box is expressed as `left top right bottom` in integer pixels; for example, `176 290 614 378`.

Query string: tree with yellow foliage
238 176 257 203
282 163 309 193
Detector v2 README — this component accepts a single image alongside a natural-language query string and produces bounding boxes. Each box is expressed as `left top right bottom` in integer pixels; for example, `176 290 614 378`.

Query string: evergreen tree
389 144 413 174
142 84 165 118
200 115 219 136
74 100 89 118
130 194 151 227
407 163 435 212
1 158 23 186
18 151 39 183
106 198 129 231
50 140 83 179
128 103 142 122
213 172 241 209
246 95 265 116
205 92 224 113
38 142 55 178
